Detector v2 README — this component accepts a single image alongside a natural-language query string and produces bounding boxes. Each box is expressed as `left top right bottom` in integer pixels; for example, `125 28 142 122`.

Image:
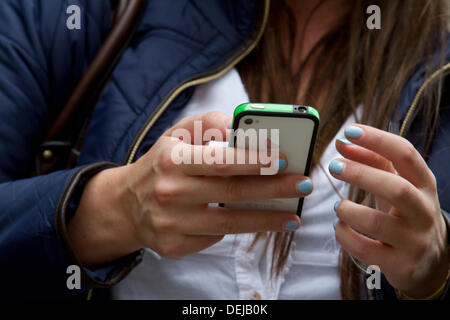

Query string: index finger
344 124 433 188
164 111 231 145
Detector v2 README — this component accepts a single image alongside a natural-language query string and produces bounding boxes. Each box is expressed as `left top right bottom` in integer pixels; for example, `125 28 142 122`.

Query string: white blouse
112 68 357 300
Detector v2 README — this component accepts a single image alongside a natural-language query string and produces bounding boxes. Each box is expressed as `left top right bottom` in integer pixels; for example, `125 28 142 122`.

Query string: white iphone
221 103 320 217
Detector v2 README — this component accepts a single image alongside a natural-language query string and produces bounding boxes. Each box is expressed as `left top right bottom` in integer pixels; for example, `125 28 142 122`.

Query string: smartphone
222 103 320 217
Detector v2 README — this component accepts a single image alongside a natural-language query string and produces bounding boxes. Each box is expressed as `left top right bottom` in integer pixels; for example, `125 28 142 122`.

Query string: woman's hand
330 124 449 298
69 112 311 266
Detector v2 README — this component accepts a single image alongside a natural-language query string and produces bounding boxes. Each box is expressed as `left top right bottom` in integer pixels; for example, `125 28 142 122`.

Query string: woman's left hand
330 124 449 298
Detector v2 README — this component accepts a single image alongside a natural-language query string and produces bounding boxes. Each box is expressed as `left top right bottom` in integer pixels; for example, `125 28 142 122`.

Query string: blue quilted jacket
0 0 449 299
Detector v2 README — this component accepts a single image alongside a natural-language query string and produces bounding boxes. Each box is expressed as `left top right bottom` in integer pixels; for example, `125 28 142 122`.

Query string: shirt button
252 292 262 300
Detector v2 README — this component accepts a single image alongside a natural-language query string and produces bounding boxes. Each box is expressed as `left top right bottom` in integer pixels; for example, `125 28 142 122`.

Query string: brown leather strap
113 0 130 25
36 0 146 175
44 0 146 142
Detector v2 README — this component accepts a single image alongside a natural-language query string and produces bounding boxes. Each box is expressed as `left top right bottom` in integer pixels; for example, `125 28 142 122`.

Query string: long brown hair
237 0 449 299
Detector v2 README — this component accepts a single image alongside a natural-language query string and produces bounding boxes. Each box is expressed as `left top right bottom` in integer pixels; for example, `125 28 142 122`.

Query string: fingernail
329 160 345 174
296 180 312 194
333 218 339 230
285 220 299 231
278 159 287 170
333 200 341 212
337 137 353 145
228 122 232 129
345 126 363 139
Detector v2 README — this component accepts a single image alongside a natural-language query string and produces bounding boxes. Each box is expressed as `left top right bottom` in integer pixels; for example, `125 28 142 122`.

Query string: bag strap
36 0 147 175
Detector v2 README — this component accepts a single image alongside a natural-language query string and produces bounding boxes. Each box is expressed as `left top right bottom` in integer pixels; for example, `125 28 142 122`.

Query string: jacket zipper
399 62 450 137
125 0 270 165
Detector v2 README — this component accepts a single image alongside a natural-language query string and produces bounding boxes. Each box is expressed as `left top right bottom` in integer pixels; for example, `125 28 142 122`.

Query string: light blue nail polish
345 126 363 139
228 122 232 129
285 221 299 231
278 159 287 170
337 137 353 145
329 160 345 174
333 218 339 230
297 180 312 194
333 200 341 212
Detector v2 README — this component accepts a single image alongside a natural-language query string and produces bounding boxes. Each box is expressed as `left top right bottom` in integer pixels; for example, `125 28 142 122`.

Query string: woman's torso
112 68 360 300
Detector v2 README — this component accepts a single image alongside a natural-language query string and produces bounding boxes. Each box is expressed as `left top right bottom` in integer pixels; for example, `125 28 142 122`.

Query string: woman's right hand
69 112 312 265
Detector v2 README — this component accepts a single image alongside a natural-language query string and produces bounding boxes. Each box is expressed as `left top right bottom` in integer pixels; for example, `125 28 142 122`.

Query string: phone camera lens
244 118 253 125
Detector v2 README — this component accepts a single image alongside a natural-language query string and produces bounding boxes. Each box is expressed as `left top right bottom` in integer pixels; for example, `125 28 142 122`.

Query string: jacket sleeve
0 163 143 299
0 0 142 299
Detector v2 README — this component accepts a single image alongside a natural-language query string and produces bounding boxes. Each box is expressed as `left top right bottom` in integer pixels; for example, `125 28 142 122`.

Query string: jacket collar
394 36 450 129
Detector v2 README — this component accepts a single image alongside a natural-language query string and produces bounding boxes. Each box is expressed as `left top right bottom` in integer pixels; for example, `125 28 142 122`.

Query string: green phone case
224 103 320 217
